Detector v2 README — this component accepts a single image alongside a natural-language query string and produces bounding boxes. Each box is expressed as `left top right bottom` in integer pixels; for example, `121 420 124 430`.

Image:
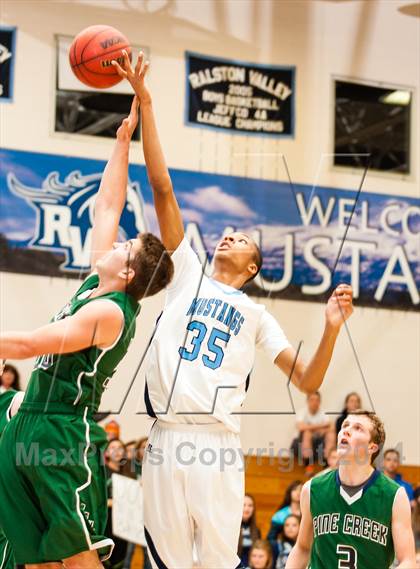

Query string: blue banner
0 148 418 310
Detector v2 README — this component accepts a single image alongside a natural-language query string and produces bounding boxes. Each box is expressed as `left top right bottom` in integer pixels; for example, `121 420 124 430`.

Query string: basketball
68 25 131 89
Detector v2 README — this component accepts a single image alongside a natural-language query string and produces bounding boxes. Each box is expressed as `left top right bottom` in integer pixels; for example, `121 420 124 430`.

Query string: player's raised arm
0 301 123 360
392 487 416 567
275 284 354 393
90 96 139 271
285 481 313 568
112 51 184 251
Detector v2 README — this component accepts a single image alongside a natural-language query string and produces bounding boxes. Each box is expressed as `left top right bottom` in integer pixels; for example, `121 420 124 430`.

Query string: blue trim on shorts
144 527 168 569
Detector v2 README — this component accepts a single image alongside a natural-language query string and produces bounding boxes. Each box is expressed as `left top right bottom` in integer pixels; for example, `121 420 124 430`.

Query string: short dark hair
384 448 400 460
244 241 263 285
126 233 174 301
350 410 386 464
1 364 20 390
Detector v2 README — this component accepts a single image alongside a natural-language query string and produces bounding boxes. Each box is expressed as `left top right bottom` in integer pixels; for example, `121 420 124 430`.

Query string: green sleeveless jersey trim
0 390 17 434
309 469 399 569
24 274 140 413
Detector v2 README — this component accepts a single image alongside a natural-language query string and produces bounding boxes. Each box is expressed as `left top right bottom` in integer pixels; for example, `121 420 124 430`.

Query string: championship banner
185 51 295 137
0 147 419 310
0 26 17 102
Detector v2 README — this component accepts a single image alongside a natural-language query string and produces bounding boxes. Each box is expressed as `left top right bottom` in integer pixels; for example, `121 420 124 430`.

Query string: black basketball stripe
80 25 111 64
76 62 97 86
72 44 131 69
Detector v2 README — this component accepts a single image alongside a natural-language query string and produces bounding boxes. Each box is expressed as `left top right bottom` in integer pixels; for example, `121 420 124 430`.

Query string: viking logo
7 170 147 272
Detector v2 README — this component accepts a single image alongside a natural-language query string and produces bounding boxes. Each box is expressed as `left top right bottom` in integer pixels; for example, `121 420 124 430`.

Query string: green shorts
0 529 15 569
0 402 113 564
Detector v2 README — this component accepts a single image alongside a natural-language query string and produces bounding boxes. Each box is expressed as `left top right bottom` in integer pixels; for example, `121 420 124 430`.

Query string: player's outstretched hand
116 95 139 142
112 50 151 106
325 284 354 329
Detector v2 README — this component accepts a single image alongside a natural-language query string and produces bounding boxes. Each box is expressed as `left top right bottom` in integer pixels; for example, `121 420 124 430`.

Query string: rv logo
7 170 147 272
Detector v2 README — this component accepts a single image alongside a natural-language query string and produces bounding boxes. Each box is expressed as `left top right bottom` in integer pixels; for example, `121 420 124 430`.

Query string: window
334 79 412 174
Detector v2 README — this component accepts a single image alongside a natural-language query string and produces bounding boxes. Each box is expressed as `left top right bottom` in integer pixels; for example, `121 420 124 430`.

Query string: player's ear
370 442 379 458
247 261 257 279
118 266 135 284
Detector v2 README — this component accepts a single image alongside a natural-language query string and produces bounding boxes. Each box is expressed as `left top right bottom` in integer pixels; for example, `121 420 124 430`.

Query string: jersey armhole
87 298 125 350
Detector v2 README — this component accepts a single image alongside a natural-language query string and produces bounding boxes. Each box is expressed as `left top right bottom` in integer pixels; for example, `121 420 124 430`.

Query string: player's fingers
111 60 127 78
122 49 133 73
140 60 150 79
135 51 144 75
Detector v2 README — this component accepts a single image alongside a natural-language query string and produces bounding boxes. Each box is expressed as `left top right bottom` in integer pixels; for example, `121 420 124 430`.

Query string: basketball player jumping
114 52 354 569
0 99 173 568
286 411 416 568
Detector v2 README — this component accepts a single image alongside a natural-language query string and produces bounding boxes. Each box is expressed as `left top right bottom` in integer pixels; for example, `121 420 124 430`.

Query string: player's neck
211 267 246 289
338 462 375 486
91 275 125 298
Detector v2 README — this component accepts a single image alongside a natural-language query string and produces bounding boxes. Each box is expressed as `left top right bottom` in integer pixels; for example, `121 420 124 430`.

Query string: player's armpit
0 301 124 360
391 487 416 567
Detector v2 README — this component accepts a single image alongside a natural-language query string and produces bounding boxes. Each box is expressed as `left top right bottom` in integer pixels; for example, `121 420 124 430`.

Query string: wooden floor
130 458 420 568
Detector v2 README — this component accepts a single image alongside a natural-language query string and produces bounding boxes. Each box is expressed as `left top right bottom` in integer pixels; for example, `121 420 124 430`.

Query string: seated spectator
238 494 261 566
383 448 414 504
335 392 362 435
104 439 128 568
105 419 121 441
267 480 302 544
272 514 300 569
136 436 148 478
314 448 339 478
247 539 273 569
0 363 20 393
291 392 335 474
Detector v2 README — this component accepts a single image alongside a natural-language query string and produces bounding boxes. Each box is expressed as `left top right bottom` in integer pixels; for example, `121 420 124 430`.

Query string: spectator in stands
335 392 362 435
412 487 420 549
272 514 300 569
292 392 335 475
247 539 273 569
105 419 121 441
383 448 414 504
267 480 302 545
314 448 339 477
238 494 261 566
104 439 128 568
0 363 20 393
135 436 148 478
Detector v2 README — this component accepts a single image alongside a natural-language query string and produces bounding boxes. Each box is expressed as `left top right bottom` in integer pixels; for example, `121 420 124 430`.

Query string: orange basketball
69 25 131 89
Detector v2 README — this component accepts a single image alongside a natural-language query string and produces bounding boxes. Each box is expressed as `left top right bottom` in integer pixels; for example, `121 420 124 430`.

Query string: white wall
1 0 419 462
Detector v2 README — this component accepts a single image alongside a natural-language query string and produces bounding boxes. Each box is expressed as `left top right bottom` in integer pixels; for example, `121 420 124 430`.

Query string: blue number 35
179 320 231 370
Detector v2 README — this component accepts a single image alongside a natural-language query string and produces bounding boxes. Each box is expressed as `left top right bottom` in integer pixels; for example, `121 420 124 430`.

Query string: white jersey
144 238 291 433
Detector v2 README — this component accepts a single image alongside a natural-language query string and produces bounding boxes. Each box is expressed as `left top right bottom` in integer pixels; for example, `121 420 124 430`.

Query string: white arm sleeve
166 238 205 301
256 310 291 362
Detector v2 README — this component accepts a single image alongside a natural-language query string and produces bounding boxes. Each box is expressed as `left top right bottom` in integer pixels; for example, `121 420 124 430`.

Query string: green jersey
24 274 140 413
0 390 17 434
310 469 399 569
0 390 17 569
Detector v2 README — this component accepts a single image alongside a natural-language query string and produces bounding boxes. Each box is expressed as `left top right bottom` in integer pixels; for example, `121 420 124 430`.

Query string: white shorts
143 421 245 569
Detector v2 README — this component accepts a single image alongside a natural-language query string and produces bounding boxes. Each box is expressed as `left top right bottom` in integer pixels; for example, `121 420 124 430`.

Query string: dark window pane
55 90 140 139
334 80 411 174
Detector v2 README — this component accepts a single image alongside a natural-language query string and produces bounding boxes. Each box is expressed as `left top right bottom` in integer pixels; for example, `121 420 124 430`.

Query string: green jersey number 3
337 544 357 569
